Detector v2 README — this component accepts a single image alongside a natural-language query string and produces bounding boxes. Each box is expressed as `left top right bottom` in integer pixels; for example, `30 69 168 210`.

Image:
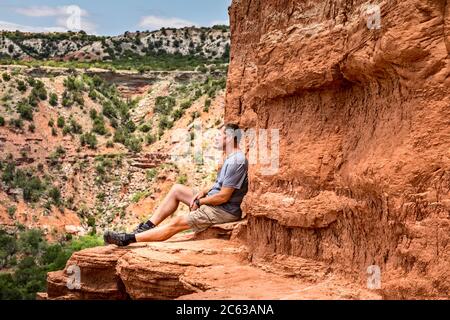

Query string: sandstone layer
42 226 380 300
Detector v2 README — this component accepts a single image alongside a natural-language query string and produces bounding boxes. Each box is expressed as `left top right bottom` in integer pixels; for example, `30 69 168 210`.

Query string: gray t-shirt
207 151 248 217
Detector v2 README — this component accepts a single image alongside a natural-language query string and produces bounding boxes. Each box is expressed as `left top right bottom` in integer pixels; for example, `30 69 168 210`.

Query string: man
103 123 248 246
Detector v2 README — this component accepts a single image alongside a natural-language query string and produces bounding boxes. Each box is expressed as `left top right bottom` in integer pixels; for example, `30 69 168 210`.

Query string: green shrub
158 115 173 130
92 117 107 135
0 116 5 126
172 108 184 120
102 101 117 119
80 132 97 149
88 89 97 100
17 102 33 121
146 133 156 145
1 164 45 203
180 100 193 110
69 118 82 134
64 76 84 92
2 73 11 81
87 216 96 228
22 176 44 203
17 80 27 92
27 93 38 107
139 123 151 133
177 174 188 184
2 161 15 184
48 147 65 166
57 116 65 128
204 98 211 112
113 127 127 144
48 186 61 205
146 169 157 181
60 125 68 136
10 118 23 129
89 108 98 120
131 191 149 203
26 77 35 86
124 120 136 133
124 136 142 153
30 81 47 101
154 96 176 115
7 206 17 218
49 93 58 106
191 111 200 121
198 65 208 73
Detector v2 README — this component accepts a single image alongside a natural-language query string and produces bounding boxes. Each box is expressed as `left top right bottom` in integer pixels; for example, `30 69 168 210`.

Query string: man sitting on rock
103 123 248 246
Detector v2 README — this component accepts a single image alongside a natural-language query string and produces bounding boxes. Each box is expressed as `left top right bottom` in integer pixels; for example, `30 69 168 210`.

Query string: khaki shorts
186 205 241 232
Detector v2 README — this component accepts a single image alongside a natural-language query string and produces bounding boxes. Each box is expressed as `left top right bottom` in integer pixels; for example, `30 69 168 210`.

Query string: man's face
215 128 233 151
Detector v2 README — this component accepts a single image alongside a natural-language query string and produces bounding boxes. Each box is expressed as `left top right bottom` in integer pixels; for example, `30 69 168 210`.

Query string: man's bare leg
104 185 194 246
135 215 190 242
149 184 194 226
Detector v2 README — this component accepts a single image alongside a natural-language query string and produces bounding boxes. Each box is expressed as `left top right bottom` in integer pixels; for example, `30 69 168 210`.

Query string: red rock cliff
43 0 450 300
227 0 450 298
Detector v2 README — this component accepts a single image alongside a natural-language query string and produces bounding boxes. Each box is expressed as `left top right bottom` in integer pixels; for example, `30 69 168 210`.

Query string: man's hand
189 190 207 211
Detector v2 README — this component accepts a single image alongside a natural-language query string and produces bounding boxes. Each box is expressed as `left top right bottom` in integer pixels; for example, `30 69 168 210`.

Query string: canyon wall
226 0 450 298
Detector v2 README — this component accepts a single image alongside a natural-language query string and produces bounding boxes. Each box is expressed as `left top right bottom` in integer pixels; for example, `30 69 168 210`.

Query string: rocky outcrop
42 226 381 300
227 0 450 299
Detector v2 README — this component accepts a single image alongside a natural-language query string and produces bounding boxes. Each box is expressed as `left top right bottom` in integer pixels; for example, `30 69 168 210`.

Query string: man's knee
170 183 184 195
169 215 190 230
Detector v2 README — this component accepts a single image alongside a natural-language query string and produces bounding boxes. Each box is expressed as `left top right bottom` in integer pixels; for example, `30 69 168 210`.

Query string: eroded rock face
46 246 129 300
227 0 450 299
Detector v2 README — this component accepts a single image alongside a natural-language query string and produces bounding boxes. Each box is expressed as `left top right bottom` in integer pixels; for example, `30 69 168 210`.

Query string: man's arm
189 185 213 208
198 187 234 207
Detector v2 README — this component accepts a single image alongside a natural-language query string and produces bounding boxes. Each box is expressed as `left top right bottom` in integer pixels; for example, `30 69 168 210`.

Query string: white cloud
14 5 88 18
0 20 66 33
11 5 96 33
139 15 197 30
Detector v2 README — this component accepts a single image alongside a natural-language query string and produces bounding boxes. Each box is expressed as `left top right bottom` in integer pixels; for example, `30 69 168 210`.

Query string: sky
0 0 232 35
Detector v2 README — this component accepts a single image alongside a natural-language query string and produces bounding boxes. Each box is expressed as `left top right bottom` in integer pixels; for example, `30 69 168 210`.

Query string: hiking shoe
103 231 130 247
132 222 155 234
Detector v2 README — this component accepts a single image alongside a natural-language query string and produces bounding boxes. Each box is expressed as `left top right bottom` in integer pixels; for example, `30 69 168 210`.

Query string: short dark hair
224 123 242 145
